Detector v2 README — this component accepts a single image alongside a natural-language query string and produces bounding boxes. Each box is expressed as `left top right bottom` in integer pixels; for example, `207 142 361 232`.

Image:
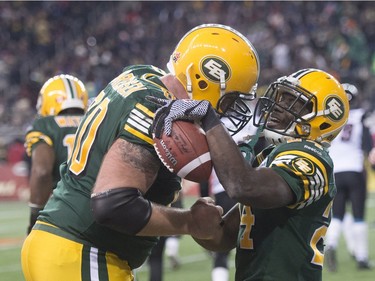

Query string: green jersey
38 65 181 269
25 114 82 187
235 139 335 281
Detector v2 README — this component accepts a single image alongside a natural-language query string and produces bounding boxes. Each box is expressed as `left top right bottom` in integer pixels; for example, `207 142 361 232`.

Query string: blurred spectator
0 1 374 159
6 138 25 164
0 140 6 163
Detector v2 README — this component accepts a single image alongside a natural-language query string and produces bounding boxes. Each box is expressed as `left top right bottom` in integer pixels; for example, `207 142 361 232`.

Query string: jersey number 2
239 204 331 267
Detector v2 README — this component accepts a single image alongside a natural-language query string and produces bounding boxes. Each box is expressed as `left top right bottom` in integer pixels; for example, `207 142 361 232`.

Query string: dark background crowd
0 1 374 162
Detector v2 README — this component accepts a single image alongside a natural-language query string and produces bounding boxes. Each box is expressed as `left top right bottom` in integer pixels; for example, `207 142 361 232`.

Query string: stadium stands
0 1 374 159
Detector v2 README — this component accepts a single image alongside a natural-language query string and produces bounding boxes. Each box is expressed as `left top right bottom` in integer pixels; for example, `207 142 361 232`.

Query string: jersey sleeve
267 141 333 209
120 100 158 146
109 66 171 152
25 117 53 157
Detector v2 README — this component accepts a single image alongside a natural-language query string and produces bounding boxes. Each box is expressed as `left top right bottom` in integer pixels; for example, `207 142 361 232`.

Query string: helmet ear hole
319 123 331 130
198 80 208 90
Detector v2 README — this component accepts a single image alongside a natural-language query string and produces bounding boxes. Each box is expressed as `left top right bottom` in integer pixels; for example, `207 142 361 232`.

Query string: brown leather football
153 120 212 183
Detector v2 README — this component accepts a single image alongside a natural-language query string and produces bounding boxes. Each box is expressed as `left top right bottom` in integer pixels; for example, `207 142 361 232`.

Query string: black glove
27 205 43 234
147 96 220 138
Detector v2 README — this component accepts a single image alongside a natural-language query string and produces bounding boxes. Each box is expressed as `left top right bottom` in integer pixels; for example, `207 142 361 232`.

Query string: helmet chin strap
167 59 193 98
185 63 227 100
263 129 293 145
183 63 226 100
220 71 226 97
185 63 193 99
263 122 297 145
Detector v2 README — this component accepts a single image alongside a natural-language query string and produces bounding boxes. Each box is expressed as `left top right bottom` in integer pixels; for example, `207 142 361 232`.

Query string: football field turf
1 193 374 281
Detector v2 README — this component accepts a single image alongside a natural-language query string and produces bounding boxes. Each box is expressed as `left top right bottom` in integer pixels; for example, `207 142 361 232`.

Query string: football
153 120 212 183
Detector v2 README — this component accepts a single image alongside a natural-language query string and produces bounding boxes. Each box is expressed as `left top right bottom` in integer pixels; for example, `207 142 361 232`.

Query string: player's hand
188 197 224 239
27 205 43 234
146 96 216 137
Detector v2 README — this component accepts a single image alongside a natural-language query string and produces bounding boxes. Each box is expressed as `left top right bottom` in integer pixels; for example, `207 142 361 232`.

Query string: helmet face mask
254 82 315 138
217 92 255 135
168 23 259 134
37 74 88 117
254 69 349 146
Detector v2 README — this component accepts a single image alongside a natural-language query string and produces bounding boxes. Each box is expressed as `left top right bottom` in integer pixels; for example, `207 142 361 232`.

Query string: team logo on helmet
200 57 231 83
325 96 345 122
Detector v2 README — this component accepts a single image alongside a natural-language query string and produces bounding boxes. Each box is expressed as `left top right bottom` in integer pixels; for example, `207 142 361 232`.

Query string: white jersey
210 169 224 195
329 108 365 173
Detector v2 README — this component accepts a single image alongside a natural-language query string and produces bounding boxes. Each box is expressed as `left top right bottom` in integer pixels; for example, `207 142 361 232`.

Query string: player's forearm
205 125 293 208
27 170 53 234
92 187 223 238
29 173 54 206
29 143 55 205
205 124 254 199
138 198 223 239
136 204 192 236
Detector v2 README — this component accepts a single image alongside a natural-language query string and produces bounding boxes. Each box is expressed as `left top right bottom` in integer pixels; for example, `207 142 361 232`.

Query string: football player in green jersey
21 24 260 281
25 74 88 234
150 68 350 280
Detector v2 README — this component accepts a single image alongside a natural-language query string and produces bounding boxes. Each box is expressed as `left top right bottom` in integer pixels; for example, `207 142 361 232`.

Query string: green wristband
201 107 221 131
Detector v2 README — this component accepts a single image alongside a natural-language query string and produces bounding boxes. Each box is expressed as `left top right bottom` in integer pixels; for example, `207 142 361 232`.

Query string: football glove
147 96 220 137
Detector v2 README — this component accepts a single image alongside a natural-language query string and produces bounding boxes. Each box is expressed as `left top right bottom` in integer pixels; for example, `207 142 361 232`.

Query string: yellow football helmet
167 24 260 135
36 74 88 116
254 68 349 147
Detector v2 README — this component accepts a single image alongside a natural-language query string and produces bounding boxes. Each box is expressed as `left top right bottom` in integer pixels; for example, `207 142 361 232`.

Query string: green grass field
1 193 374 281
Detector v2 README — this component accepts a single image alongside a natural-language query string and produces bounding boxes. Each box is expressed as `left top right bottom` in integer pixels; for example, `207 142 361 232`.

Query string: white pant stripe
90 247 100 281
